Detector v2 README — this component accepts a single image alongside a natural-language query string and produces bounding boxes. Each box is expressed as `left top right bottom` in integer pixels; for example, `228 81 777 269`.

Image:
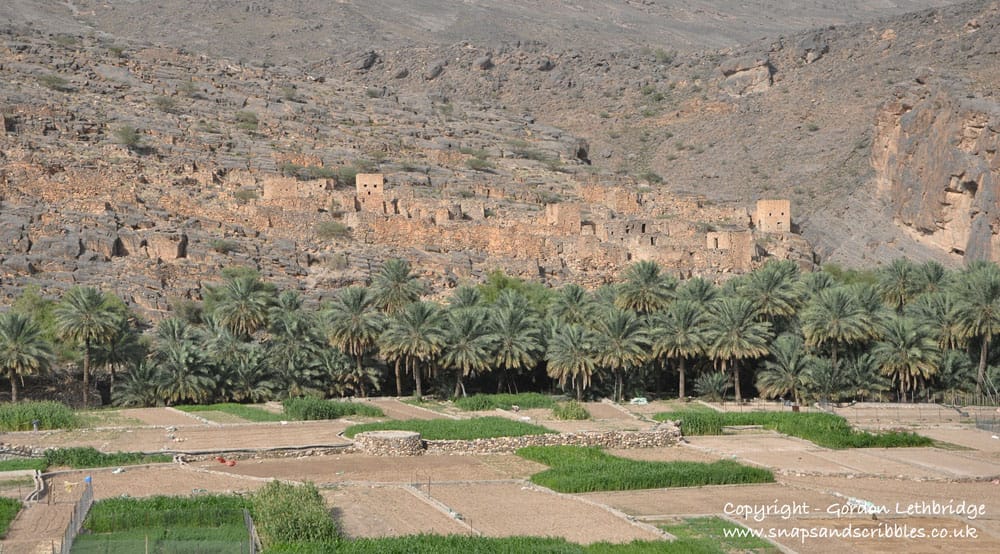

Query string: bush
0 459 47 472
315 221 350 240
466 157 494 172
43 447 171 469
653 410 932 449
344 416 554 440
38 74 72 92
234 188 258 203
552 401 590 421
517 446 774 493
0 401 76 431
152 95 178 113
282 397 383 420
209 239 240 254
0 498 21 538
251 481 339 549
112 125 142 149
454 393 556 412
235 111 259 131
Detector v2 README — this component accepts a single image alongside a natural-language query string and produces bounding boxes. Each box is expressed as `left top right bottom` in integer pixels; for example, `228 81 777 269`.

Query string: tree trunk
413 357 423 400
615 369 623 403
976 336 989 397
356 354 367 398
732 359 742 403
83 339 91 408
394 358 403 397
454 373 463 399
576 377 583 401
9 368 17 403
678 358 686 400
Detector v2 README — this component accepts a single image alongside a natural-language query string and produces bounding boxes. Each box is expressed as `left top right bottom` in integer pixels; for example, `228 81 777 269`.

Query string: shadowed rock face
873 86 1000 261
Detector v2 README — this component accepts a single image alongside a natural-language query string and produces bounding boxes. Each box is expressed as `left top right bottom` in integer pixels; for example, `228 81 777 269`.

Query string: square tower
355 173 385 212
754 199 791 233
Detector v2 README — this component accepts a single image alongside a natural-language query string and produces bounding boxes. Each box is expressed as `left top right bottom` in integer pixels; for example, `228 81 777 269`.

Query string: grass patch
75 410 143 428
454 393 557 411
660 517 778 553
517 446 774 493
653 411 931 449
251 481 339 550
76 495 250 553
0 497 21 538
552 401 590 420
282 397 383 420
0 401 77 431
176 403 285 422
0 459 47 472
43 447 172 470
344 416 554 440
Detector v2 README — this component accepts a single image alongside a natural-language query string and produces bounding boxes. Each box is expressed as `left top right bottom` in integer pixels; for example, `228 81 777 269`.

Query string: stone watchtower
754 199 791 233
355 173 385 213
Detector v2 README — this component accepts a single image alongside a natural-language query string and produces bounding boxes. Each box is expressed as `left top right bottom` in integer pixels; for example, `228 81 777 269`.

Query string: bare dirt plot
5 420 353 453
863 448 1000 479
119 407 205 426
584 402 637 420
367 398 448 420
48 466 267 501
918 428 1000 452
429 482 663 544
492 408 647 434
0 503 75 554
323 485 471 538
194 453 547 484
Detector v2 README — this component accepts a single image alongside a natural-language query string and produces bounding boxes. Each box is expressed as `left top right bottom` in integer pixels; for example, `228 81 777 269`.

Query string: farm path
367 398 454 420
0 481 83 554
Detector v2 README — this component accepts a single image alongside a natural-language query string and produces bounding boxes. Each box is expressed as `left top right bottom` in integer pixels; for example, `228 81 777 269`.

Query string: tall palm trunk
356 354 367 398
412 357 423 400
977 336 989 397
575 376 583 401
83 339 91 408
614 369 623 403
394 358 403 397
677 358 686 399
731 359 742 402
9 368 18 403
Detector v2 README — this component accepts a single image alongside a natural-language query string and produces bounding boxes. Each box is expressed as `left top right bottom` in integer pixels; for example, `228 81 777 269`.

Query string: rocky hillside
1 0 998 316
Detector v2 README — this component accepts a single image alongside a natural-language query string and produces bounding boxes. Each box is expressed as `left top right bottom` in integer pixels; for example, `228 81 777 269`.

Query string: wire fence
58 478 94 554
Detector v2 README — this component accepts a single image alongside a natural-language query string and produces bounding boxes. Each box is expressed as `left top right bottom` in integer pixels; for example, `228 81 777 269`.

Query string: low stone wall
353 430 425 456
344 422 682 456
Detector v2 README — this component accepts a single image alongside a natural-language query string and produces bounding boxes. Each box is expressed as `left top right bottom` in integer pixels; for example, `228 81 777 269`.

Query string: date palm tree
54 286 119 407
704 297 772 402
93 316 144 391
441 307 496 397
371 258 425 315
0 312 54 402
209 274 275 338
739 260 800 325
877 258 920 313
756 334 815 405
595 307 650 402
156 340 214 405
800 286 871 377
675 277 719 304
113 361 166 407
378 301 447 400
651 300 708 399
324 287 384 395
615 260 676 315
489 291 544 394
549 284 598 327
955 263 1000 397
547 324 598 401
873 316 940 401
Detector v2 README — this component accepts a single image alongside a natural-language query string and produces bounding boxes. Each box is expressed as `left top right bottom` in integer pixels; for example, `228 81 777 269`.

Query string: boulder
795 33 829 63
474 55 493 70
424 60 446 80
353 50 379 71
719 55 773 97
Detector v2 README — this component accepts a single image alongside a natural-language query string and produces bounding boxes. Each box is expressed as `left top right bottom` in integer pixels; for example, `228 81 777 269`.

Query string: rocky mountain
1 0 998 316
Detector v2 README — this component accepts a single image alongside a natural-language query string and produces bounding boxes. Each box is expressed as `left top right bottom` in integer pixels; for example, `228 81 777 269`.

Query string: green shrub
233 188 258 203
517 446 773 492
0 498 21 538
344 416 554 440
209 239 240 254
454 393 556 412
175 404 284 423
315 221 350 240
112 125 142 149
466 157 494 172
282 397 383 420
235 111 259 131
653 410 931 449
251 481 339 548
552 401 590 421
152 95 178 113
43 447 171 469
0 401 77 431
38 74 72 92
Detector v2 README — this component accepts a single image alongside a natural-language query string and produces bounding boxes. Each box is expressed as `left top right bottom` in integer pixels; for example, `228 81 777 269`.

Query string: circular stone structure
354 430 424 456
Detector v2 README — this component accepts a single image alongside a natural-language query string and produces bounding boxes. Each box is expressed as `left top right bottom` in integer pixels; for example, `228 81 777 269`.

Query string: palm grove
2 257 1000 408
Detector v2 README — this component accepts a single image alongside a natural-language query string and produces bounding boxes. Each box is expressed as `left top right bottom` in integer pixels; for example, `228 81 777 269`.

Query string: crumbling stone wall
754 199 791 233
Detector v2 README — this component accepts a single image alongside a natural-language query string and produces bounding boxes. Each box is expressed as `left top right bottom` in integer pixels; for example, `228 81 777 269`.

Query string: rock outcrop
872 85 1000 261
718 55 773 97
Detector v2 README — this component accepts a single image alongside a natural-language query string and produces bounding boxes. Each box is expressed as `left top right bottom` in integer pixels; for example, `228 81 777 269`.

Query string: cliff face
872 86 1000 261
